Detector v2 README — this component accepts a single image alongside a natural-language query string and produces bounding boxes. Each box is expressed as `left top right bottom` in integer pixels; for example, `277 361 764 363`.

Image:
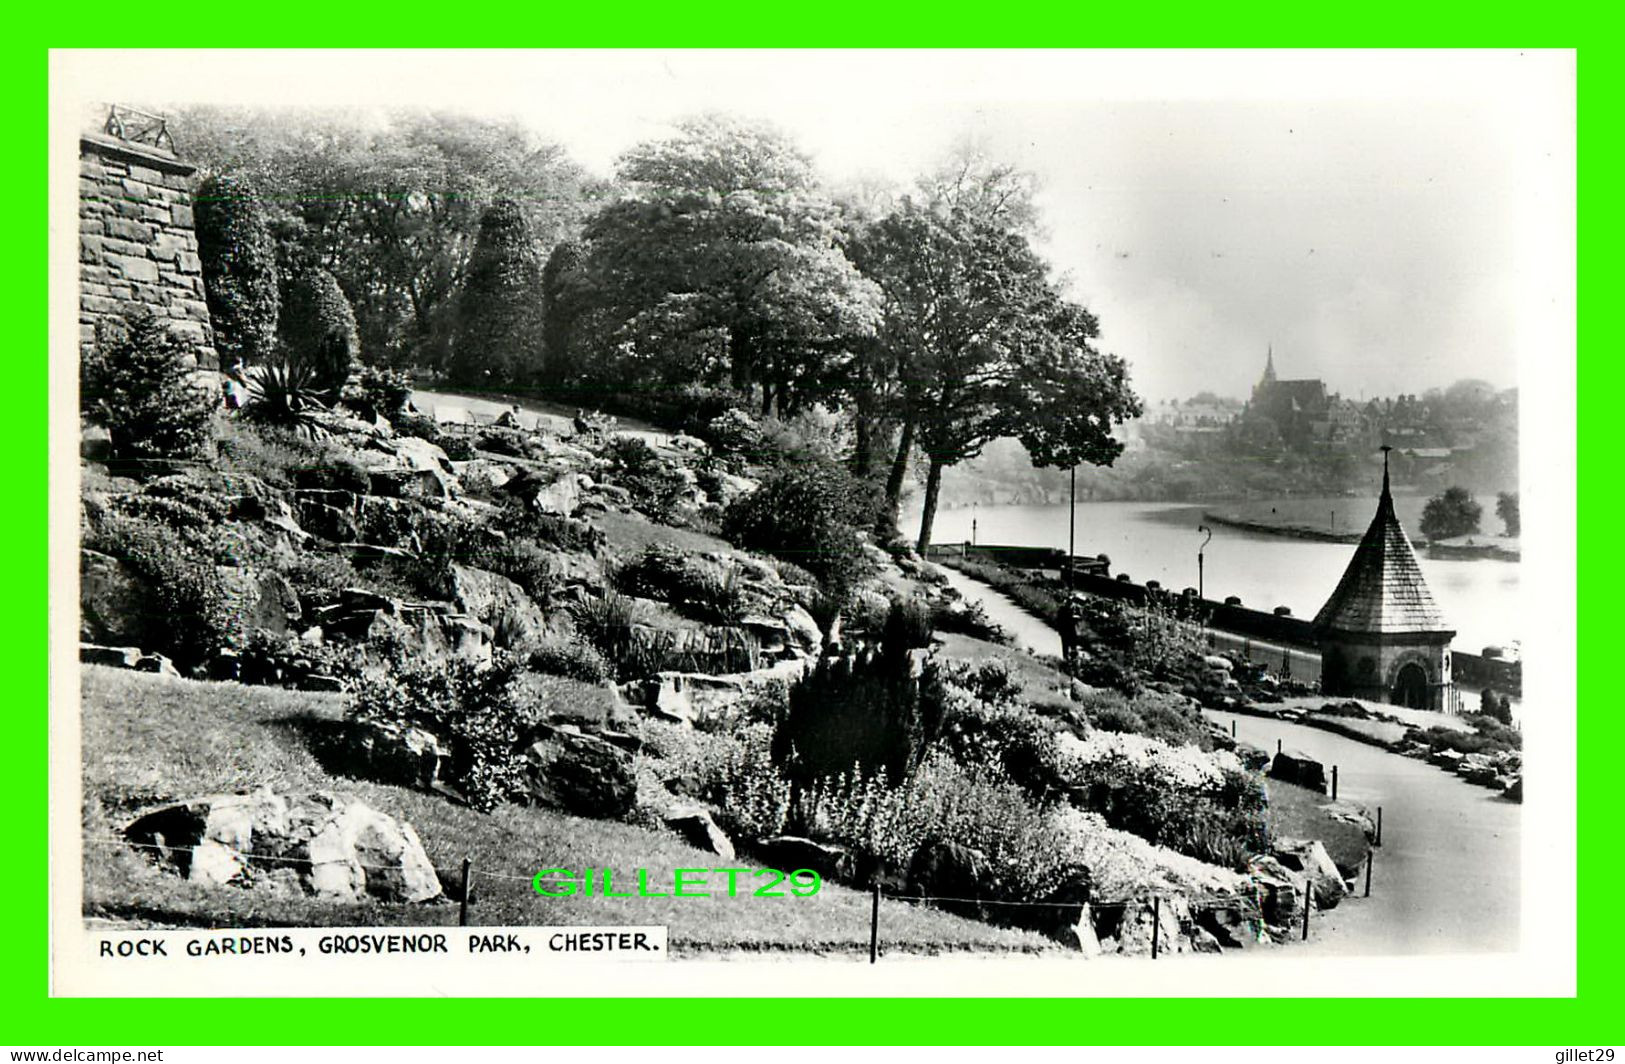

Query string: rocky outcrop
81 643 179 676
124 788 442 903
524 725 636 818
1270 838 1346 909
754 836 853 882
1247 854 1307 927
80 549 149 646
449 564 548 648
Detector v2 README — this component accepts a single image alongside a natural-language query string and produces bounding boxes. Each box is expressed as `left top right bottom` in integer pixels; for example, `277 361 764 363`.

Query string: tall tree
1496 491 1520 537
448 198 545 386
555 115 880 413
176 107 598 368
1011 298 1143 482
279 267 360 393
193 172 280 366
855 200 1073 550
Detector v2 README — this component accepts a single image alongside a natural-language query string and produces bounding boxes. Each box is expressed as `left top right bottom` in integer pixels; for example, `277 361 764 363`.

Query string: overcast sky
58 50 1574 403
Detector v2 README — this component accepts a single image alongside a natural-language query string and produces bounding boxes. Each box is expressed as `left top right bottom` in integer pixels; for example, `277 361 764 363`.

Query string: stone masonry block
105 217 153 243
109 255 159 283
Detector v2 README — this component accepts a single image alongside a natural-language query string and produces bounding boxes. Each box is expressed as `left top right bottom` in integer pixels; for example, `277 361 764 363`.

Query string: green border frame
18 28 1603 1045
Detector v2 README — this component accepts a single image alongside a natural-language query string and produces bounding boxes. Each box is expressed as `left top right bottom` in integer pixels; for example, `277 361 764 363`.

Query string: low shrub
527 634 613 684
613 544 743 625
83 512 235 669
721 457 872 595
1054 731 1264 871
602 437 688 524
81 312 216 461
566 591 651 680
796 753 1073 898
930 597 1012 645
348 653 541 812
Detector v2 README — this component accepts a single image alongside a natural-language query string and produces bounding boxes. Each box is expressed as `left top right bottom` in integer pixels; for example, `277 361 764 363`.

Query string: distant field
80 667 1052 956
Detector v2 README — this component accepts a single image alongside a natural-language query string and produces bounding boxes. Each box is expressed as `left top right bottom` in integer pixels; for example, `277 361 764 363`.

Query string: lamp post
1198 525 1213 602
971 502 978 547
1067 465 1077 589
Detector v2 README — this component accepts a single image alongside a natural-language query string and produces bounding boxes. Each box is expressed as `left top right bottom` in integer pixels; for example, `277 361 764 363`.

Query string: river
917 500 1521 657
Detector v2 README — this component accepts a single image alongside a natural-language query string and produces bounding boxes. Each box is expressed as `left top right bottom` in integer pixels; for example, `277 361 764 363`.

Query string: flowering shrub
797 754 1074 898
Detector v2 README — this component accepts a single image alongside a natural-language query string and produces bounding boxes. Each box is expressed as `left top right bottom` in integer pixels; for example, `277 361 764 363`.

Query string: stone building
1313 450 1456 710
78 106 216 367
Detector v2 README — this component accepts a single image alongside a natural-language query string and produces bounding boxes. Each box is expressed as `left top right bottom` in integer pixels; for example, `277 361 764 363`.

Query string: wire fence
86 816 1381 961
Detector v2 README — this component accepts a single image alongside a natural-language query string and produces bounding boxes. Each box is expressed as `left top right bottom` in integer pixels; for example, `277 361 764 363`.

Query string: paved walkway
1210 710 1521 955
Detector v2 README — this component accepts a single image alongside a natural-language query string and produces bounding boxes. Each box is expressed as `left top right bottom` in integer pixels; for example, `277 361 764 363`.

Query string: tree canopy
1421 486 1483 541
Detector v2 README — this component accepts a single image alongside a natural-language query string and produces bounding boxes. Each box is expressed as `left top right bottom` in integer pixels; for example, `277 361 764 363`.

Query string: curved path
935 564 1063 659
1209 710 1521 955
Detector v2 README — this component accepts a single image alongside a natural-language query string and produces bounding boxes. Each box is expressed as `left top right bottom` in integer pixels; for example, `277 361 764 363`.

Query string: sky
56 50 1574 403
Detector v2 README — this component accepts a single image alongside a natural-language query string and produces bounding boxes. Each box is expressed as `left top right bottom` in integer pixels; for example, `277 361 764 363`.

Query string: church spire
1262 343 1277 385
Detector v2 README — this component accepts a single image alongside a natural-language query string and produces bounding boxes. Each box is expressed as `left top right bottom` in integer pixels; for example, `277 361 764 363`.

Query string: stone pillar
78 131 216 368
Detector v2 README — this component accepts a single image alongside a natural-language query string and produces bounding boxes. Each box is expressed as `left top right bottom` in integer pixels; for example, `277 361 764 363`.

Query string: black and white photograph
49 49 1575 997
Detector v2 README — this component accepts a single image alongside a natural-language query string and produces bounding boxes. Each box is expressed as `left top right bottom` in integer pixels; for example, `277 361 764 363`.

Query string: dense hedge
193 172 281 366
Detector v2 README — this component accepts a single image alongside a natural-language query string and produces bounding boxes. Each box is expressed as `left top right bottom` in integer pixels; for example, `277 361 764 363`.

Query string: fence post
1332 765 1339 800
1231 719 1236 738
1151 897 1161 959
459 856 472 928
1277 738 1283 755
1376 806 1383 847
869 884 881 964
1364 850 1373 898
1301 884 1312 941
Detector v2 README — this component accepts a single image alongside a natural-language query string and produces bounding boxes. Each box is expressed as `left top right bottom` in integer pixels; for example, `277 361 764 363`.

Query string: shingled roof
1313 455 1453 636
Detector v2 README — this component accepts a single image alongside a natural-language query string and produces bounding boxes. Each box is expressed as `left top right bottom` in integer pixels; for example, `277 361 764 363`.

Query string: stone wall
79 132 216 368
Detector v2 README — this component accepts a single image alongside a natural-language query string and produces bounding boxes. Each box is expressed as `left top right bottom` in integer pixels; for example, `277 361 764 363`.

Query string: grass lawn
1261 777 1372 875
81 667 1051 956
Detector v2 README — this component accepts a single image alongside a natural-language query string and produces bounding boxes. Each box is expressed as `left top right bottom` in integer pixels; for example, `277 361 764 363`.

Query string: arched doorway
1392 662 1429 709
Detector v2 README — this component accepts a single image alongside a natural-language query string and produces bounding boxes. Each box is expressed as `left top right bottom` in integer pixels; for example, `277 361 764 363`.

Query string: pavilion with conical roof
1313 448 1457 710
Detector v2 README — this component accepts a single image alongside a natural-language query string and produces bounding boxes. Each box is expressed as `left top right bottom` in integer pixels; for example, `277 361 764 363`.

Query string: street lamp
1067 465 1077 589
1197 524 1213 602
971 502 978 547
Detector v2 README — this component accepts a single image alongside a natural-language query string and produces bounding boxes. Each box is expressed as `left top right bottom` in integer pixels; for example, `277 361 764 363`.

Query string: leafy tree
279 267 359 393
1496 491 1520 537
448 198 545 387
81 313 216 461
554 115 880 414
176 107 596 368
1011 297 1143 496
1420 486 1483 541
192 172 280 366
855 196 1114 551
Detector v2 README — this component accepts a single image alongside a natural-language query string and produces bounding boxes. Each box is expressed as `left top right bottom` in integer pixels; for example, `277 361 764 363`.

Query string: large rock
217 567 303 636
80 549 149 646
124 788 441 903
342 721 446 789
1271 837 1347 910
754 836 853 882
504 468 581 518
782 605 823 653
449 564 548 648
664 807 735 859
1247 854 1308 928
390 436 453 474
1108 895 1188 956
368 467 450 500
525 726 636 818
906 839 991 920
1269 749 1329 793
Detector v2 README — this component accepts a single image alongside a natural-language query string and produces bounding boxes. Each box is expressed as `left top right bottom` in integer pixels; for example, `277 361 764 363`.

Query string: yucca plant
244 357 330 437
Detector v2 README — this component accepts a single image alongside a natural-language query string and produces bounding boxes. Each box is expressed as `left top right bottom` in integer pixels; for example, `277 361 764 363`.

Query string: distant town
941 351 1519 508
